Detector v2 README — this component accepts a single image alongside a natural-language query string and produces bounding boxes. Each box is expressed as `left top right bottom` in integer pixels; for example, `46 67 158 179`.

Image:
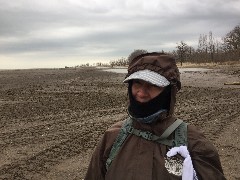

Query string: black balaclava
128 81 171 118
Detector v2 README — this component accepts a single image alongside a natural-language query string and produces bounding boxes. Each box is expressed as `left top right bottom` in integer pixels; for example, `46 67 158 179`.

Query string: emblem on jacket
164 156 183 176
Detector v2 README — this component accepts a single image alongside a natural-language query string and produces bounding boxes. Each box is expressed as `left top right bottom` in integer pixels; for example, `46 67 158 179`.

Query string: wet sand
0 65 239 179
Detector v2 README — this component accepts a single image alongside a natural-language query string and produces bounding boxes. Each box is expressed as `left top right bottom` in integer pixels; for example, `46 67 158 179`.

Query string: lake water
103 68 212 74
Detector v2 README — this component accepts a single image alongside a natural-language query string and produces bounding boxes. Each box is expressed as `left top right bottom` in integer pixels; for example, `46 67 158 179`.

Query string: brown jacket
85 115 225 180
85 53 225 179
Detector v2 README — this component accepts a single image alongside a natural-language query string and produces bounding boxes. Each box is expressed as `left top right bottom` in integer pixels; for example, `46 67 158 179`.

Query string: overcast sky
0 0 239 69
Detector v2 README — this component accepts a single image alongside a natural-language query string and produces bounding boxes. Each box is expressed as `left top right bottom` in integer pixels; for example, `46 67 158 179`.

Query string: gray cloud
0 0 239 68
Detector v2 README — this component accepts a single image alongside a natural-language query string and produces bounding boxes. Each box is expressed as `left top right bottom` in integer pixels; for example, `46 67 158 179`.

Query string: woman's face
131 79 165 103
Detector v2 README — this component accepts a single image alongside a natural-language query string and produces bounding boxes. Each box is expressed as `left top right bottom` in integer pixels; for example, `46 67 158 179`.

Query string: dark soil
0 66 239 180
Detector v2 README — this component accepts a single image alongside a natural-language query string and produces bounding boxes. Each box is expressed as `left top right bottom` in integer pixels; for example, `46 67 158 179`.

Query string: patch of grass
177 61 240 68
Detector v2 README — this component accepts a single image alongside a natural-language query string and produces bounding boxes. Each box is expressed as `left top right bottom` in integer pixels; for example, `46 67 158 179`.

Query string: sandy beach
0 65 239 179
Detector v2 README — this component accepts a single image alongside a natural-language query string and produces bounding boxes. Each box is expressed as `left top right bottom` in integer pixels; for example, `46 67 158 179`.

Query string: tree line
109 24 240 66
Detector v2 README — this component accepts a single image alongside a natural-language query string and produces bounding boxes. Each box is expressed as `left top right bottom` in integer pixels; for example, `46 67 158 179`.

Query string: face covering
128 81 171 122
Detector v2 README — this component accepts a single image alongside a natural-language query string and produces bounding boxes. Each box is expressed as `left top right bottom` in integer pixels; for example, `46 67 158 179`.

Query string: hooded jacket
85 53 226 180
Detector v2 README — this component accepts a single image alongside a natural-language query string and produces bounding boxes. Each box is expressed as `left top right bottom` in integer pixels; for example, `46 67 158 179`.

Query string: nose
137 86 149 97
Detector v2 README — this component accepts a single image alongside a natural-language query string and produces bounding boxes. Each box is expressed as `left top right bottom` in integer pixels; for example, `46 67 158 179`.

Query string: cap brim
123 69 170 87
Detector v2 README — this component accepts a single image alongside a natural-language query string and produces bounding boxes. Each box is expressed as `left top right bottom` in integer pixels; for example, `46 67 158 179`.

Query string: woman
85 52 226 180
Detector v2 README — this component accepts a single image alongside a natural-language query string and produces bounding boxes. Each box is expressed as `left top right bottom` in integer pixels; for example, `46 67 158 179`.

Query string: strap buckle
139 131 153 141
128 127 134 133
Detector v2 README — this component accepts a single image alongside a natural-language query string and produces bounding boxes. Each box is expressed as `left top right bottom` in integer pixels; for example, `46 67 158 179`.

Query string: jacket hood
125 52 181 116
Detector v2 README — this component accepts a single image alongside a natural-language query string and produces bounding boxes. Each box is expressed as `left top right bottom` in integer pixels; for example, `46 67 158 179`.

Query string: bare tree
109 57 128 67
208 31 215 62
128 49 148 64
196 34 209 62
223 25 240 60
176 41 188 66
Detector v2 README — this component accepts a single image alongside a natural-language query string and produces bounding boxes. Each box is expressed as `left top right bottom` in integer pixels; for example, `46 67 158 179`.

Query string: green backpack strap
126 119 185 146
174 120 188 147
155 119 188 147
106 118 188 171
106 118 132 170
156 119 183 139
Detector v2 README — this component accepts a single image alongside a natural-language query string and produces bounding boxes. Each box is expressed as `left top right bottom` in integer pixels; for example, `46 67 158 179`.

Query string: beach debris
224 82 240 85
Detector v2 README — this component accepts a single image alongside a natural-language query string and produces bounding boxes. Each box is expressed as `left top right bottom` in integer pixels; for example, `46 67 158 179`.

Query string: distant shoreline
1 61 239 71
